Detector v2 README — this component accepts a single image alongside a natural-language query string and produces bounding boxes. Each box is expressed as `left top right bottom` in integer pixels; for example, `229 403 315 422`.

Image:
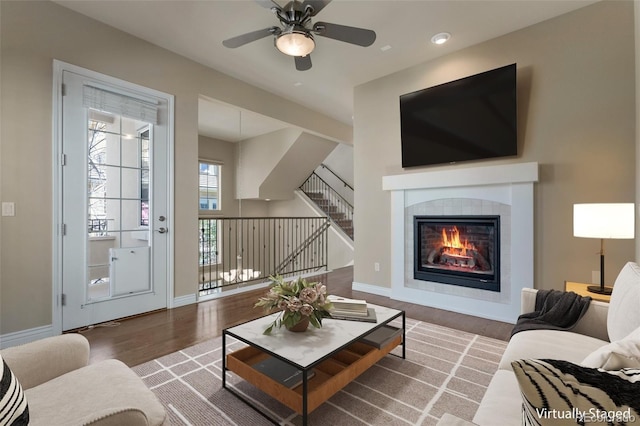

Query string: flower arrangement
255 275 333 334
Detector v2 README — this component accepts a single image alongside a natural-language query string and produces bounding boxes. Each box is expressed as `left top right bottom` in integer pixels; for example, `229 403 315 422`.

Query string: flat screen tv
400 63 517 168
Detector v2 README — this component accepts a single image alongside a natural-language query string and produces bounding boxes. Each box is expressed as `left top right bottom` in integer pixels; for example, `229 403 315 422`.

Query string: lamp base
587 285 613 295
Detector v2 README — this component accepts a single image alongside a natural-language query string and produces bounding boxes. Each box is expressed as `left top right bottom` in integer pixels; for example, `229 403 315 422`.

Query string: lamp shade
573 203 635 239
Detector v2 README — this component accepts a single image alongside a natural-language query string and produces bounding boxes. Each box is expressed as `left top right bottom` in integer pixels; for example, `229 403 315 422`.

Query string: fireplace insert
414 215 500 292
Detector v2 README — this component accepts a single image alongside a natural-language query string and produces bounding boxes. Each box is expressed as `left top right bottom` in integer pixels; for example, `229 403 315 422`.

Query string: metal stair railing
274 218 331 275
198 217 329 298
320 163 353 191
300 171 354 239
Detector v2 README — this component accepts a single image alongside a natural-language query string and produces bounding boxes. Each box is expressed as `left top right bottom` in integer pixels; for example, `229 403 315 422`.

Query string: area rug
132 317 507 425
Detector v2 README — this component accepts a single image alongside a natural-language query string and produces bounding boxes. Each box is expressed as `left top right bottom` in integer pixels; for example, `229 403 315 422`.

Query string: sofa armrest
520 288 609 341
521 287 538 314
0 333 90 389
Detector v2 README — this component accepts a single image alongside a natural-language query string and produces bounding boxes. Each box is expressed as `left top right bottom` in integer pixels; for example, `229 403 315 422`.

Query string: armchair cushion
0 354 29 426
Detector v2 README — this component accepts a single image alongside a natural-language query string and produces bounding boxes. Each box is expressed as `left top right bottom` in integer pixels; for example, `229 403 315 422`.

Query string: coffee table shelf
226 335 402 415
222 304 405 425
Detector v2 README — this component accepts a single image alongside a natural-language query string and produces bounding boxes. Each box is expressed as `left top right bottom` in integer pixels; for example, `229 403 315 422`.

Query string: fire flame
441 227 475 255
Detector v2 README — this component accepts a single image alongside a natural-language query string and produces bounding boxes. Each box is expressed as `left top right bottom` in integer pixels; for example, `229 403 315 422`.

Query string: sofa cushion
25 359 166 426
498 329 607 371
472 370 522 426
582 325 640 370
0 354 29 426
608 261 640 342
512 358 640 426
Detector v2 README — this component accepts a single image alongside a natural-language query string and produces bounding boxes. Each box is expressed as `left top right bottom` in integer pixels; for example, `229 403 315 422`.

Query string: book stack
359 325 403 349
328 295 377 322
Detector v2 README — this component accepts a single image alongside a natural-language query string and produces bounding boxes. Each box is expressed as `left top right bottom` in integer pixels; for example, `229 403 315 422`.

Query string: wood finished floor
78 266 514 367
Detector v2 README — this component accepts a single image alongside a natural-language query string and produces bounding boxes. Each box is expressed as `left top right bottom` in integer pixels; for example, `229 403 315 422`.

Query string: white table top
225 303 404 369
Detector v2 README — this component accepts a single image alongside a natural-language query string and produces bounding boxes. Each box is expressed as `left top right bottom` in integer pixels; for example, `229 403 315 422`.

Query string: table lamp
573 203 635 295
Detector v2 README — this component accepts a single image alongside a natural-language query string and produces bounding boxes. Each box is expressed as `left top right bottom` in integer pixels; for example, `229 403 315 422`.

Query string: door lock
157 227 168 234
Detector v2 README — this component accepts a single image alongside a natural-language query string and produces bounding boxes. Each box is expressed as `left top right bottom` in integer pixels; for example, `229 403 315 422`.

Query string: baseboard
173 293 197 308
0 324 55 349
351 281 393 297
390 292 516 324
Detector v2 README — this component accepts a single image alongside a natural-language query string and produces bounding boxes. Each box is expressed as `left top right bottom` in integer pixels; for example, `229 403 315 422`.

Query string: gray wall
353 1 636 292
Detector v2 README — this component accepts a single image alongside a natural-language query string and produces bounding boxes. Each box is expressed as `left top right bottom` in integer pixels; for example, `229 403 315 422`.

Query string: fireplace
414 215 500 292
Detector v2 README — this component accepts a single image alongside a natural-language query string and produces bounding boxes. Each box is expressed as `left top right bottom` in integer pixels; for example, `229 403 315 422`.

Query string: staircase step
306 192 325 200
335 220 352 228
303 188 353 240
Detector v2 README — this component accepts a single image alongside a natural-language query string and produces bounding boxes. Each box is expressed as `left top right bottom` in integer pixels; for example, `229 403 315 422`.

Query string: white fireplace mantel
382 162 539 191
383 162 539 323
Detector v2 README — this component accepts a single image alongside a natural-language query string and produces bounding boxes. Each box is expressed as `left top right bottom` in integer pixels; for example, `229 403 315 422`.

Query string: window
199 161 221 212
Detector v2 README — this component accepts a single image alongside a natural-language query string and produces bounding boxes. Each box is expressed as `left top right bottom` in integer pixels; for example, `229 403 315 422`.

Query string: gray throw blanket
510 289 591 338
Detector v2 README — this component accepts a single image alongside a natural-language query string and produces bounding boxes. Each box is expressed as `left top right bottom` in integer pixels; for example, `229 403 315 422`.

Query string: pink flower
299 287 318 304
287 298 303 312
299 304 314 316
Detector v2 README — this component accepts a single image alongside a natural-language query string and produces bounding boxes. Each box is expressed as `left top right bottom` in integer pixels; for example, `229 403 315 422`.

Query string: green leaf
309 314 321 328
263 323 274 335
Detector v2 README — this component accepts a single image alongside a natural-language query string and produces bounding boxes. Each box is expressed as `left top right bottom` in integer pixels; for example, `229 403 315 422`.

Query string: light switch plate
2 202 15 217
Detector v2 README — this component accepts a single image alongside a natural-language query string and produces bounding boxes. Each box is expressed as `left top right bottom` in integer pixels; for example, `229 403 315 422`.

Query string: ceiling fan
222 0 376 71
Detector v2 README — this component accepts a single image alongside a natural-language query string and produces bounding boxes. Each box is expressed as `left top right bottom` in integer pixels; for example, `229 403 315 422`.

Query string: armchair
1 334 167 426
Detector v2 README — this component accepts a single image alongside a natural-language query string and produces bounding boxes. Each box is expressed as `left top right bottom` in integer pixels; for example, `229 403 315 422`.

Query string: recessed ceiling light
431 32 451 45
293 82 303 87
380 45 392 52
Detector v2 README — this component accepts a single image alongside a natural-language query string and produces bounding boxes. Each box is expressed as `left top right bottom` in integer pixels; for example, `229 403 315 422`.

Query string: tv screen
400 63 517 168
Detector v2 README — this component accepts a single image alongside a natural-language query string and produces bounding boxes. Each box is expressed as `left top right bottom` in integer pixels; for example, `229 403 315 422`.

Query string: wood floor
78 266 514 367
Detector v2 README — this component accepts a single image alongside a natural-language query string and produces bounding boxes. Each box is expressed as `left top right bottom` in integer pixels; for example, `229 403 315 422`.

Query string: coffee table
222 303 405 425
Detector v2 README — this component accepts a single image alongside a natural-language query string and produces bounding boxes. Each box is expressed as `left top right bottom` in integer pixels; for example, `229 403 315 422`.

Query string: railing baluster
197 217 329 297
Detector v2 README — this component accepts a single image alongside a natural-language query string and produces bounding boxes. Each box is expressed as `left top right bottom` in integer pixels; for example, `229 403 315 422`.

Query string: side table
565 281 611 303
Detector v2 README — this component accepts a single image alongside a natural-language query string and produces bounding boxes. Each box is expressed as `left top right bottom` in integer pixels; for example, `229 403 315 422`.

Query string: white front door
59 67 173 331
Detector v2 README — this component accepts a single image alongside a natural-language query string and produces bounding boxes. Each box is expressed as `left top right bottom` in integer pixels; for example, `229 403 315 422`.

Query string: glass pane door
86 112 151 301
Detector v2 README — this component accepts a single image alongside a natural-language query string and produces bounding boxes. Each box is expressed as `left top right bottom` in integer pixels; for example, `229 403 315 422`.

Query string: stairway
306 191 354 239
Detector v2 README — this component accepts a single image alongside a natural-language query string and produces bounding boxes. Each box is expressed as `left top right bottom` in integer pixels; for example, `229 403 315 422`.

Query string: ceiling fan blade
301 0 331 16
222 27 279 48
313 22 376 47
254 0 282 11
295 55 312 71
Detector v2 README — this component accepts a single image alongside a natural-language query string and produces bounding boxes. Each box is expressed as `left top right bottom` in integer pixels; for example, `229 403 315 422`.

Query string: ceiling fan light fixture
275 26 315 57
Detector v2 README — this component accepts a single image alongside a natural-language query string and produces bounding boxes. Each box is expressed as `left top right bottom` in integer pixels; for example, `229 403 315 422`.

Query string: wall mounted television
400 63 517 168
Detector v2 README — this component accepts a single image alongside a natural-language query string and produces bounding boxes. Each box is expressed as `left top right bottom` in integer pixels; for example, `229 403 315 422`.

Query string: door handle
156 227 168 234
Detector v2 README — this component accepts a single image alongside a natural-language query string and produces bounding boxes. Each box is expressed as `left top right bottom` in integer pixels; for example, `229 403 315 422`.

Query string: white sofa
1 333 168 426
438 261 640 426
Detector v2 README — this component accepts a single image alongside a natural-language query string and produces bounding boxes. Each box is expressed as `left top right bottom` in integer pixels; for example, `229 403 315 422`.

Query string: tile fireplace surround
382 162 539 323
